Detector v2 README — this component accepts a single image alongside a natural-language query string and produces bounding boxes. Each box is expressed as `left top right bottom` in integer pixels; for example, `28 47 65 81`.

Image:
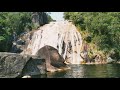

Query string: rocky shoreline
0 45 70 78
0 51 119 78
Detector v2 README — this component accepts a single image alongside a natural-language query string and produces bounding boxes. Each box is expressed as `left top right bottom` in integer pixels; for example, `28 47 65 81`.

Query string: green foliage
0 12 33 51
0 36 5 41
64 12 120 60
0 12 51 52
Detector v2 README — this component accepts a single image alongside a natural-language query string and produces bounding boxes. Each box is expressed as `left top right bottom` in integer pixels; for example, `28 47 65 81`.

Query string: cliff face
32 12 48 27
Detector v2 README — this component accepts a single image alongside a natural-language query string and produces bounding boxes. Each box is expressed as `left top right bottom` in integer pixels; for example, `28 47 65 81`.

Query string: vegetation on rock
0 12 52 52
64 12 120 62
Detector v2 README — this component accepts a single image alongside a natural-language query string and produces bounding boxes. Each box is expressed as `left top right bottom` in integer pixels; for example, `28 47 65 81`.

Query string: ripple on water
31 64 120 78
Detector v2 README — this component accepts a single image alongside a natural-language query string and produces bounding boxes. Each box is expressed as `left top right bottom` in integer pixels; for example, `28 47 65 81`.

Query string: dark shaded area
21 57 46 76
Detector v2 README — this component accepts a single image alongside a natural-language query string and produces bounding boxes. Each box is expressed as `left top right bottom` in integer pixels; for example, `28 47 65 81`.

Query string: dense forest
64 12 120 61
0 12 53 52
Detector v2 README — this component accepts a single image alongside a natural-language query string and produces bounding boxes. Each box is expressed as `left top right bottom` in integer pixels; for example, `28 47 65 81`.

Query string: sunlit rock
22 21 83 64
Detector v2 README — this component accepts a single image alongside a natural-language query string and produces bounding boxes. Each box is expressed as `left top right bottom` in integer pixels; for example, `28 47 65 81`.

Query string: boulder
0 49 69 78
36 45 69 72
22 56 46 76
0 52 46 78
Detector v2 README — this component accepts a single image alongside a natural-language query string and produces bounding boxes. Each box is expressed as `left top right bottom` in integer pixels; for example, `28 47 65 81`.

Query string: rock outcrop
11 31 34 53
0 52 46 78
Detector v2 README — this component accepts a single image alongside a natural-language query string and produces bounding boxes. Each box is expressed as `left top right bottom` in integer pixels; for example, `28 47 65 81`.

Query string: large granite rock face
22 21 83 64
11 21 83 65
0 52 46 78
36 45 68 72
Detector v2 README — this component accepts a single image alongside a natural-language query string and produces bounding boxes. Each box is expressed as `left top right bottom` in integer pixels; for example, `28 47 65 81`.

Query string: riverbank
80 60 120 65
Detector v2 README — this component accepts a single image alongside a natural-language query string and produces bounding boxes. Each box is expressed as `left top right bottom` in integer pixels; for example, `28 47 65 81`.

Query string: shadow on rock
21 57 46 77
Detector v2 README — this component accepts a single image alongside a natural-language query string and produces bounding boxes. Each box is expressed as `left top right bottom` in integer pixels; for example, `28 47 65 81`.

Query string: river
31 64 120 78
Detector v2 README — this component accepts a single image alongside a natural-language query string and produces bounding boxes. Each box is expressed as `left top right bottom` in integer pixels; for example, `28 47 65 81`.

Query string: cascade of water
22 21 83 64
71 29 75 64
63 32 68 59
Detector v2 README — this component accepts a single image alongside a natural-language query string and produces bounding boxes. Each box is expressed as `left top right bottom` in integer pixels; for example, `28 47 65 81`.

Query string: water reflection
31 64 120 78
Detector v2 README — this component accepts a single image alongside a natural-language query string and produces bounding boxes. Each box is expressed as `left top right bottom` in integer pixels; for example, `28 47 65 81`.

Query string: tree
64 12 120 60
0 12 49 52
0 12 32 51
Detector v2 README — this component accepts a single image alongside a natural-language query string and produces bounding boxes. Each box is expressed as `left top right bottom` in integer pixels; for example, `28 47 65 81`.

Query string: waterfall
21 21 83 64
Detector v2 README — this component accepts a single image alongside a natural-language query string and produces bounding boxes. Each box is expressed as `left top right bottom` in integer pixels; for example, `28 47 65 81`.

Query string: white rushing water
22 21 83 64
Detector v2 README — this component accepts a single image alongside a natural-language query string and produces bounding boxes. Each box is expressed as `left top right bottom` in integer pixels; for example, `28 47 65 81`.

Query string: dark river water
31 64 120 78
